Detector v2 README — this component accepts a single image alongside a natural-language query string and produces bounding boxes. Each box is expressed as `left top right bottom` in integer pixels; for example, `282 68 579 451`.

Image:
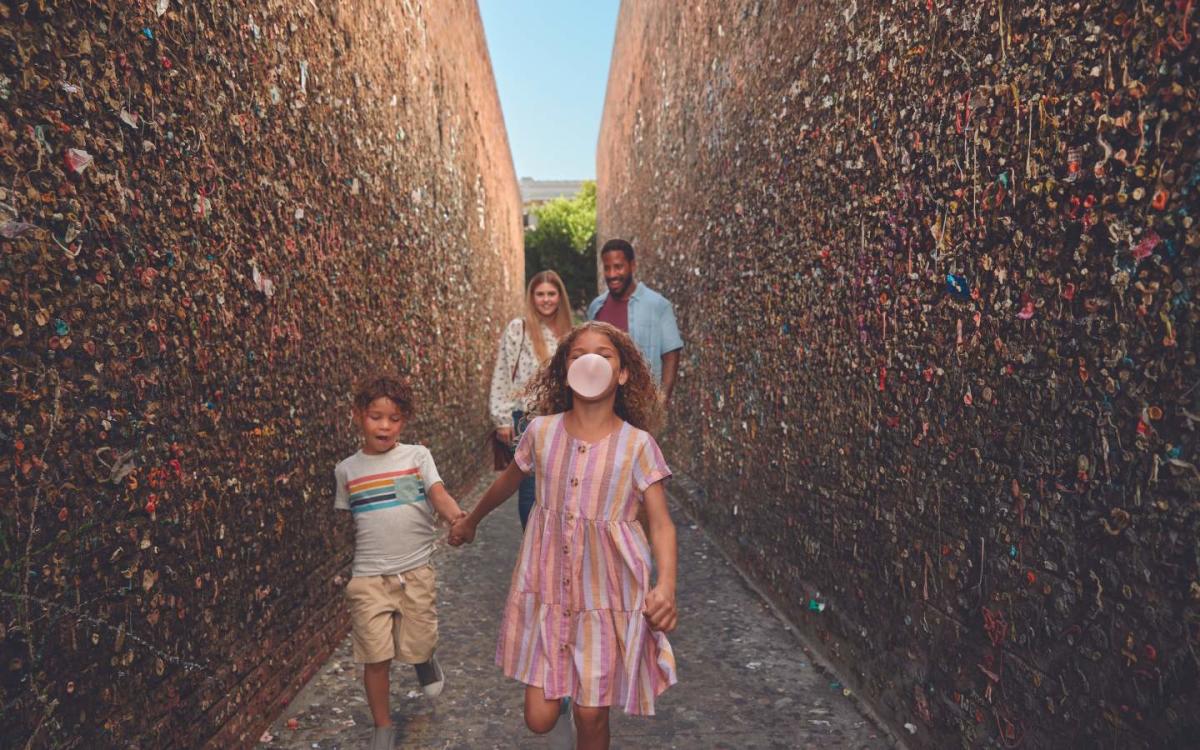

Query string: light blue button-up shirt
586 283 683 383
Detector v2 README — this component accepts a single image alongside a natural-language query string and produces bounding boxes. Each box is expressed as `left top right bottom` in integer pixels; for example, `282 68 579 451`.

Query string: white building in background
520 177 585 229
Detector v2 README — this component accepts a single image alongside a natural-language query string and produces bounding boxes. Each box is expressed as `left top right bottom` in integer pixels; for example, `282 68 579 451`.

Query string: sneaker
414 655 444 697
547 698 575 750
369 725 396 750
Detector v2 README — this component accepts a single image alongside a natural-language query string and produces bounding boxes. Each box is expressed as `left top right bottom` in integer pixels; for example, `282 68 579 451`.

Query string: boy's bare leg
572 704 610 750
363 660 392 726
524 685 564 734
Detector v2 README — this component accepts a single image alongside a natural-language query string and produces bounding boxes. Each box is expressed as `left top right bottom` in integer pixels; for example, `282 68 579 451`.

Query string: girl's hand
643 584 677 633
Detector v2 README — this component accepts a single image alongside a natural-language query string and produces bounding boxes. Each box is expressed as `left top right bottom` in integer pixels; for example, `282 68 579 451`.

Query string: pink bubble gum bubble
567 353 612 399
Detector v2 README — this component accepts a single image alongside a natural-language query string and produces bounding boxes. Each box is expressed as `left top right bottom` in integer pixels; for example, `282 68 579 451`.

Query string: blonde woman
489 270 572 528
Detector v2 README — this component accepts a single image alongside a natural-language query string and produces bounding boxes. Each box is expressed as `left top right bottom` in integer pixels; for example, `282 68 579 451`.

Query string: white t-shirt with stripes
334 443 443 577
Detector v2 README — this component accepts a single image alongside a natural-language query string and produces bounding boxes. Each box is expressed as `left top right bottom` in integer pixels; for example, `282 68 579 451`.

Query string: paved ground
259 475 892 749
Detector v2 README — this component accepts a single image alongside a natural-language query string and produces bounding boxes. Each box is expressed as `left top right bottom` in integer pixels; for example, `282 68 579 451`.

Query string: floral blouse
489 317 559 428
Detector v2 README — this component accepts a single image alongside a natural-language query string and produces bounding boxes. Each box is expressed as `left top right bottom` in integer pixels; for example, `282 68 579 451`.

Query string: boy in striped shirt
334 375 465 750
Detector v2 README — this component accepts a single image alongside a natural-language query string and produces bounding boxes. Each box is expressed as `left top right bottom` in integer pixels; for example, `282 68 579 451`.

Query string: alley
259 475 891 749
4 0 1196 747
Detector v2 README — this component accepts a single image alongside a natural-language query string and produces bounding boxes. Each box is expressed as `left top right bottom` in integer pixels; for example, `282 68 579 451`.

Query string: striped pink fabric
495 413 677 715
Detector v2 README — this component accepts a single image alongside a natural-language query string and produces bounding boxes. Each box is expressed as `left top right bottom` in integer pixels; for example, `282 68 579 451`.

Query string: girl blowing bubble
451 321 678 749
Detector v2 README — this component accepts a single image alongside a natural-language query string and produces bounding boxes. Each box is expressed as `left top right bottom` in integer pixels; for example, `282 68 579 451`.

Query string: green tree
524 181 597 316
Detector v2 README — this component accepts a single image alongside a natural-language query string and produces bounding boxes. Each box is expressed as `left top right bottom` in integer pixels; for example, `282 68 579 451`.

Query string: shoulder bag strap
510 320 526 382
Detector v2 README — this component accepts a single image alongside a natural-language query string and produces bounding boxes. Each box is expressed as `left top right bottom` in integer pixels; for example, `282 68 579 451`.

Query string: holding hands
448 515 476 546
429 484 468 540
447 461 526 547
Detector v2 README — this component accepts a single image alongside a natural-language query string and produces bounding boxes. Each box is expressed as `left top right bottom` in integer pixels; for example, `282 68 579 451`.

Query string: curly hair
523 321 663 432
352 374 415 418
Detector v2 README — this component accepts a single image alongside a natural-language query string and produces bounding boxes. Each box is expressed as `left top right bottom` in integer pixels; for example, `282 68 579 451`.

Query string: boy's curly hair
524 321 663 432
352 374 415 418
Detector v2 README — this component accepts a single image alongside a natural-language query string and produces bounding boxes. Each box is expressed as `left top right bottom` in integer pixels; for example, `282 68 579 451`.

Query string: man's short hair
352 374 415 417
600 238 635 262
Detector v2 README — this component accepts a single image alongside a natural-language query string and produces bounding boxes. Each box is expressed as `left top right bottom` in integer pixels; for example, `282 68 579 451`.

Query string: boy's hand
644 584 677 633
449 516 476 546
443 509 467 541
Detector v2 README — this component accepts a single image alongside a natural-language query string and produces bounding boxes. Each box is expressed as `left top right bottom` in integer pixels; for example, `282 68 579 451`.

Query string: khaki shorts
345 565 438 664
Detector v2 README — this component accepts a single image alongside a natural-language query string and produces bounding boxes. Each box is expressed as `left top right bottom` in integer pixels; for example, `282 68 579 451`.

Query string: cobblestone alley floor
259 475 893 749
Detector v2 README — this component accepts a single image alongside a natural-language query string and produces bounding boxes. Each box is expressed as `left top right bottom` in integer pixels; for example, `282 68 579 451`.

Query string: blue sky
479 1 620 180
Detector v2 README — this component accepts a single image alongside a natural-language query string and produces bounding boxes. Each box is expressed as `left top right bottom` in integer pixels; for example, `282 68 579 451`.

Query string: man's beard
607 277 630 297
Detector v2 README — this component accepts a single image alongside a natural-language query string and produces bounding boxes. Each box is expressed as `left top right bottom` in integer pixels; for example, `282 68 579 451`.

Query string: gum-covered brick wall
599 1 1197 746
1 1 521 746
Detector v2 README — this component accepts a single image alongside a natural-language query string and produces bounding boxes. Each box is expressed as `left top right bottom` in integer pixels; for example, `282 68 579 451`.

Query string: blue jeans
512 410 536 530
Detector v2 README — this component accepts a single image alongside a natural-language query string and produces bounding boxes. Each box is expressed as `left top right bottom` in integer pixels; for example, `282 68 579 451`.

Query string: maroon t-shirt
594 294 630 332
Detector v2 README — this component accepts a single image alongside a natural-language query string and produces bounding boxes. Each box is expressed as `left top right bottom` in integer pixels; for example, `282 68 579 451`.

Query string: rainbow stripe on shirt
347 468 427 514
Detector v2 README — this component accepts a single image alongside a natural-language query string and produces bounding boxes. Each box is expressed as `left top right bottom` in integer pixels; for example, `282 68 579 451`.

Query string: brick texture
0 1 520 747
598 1 1198 746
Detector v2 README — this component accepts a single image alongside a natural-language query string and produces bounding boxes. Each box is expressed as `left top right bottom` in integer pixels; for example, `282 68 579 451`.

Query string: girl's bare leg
524 685 564 734
573 704 610 750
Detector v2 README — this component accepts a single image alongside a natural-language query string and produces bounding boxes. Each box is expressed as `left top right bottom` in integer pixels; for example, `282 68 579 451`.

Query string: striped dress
497 413 678 715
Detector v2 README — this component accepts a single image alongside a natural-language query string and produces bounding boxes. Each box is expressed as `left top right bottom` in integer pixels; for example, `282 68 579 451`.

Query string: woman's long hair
523 271 573 363
524 321 663 433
